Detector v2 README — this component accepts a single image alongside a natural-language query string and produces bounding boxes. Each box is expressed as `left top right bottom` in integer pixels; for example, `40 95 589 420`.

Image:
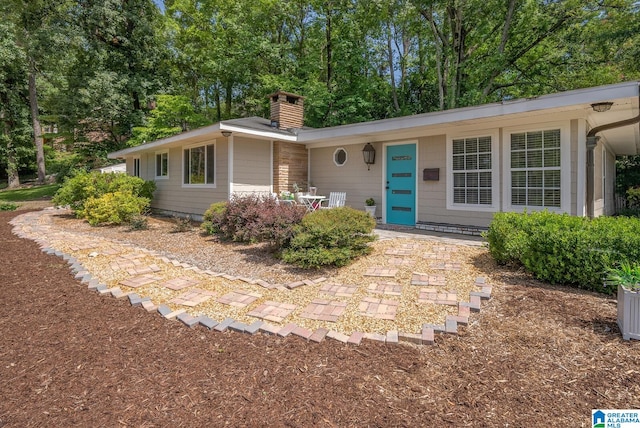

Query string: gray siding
232 137 272 195
309 143 383 215
417 135 494 227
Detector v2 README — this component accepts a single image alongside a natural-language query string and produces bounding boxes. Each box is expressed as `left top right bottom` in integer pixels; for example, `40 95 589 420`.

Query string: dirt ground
1 210 638 427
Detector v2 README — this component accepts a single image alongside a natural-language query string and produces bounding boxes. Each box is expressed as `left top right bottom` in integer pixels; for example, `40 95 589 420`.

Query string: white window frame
446 130 500 212
155 151 169 179
503 122 571 213
132 157 141 178
333 147 348 167
182 141 216 188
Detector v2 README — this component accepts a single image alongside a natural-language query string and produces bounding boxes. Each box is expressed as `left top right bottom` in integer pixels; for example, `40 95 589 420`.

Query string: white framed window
155 151 168 179
446 132 499 211
133 157 141 178
183 142 215 187
504 124 570 212
333 147 347 166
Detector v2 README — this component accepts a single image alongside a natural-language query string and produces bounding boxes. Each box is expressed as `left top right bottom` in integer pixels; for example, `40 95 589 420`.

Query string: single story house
108 82 640 233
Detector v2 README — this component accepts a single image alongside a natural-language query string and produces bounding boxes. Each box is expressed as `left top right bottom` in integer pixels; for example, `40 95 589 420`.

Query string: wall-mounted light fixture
591 102 613 113
362 143 376 170
221 130 232 137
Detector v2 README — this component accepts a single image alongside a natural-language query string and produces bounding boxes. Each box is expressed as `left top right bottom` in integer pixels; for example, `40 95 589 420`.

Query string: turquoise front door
386 144 416 225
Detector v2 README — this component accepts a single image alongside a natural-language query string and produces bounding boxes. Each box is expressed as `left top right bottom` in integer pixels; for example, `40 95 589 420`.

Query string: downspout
586 111 640 218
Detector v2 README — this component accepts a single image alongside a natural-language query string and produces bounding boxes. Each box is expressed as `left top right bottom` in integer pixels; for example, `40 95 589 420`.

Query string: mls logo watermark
593 410 640 428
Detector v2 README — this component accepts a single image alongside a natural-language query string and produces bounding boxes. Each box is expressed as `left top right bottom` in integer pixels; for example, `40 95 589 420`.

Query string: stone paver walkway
9 208 493 347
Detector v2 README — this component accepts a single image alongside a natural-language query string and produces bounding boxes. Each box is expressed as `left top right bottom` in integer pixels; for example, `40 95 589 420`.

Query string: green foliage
626 187 640 209
606 261 640 292
0 183 59 202
0 202 18 211
128 95 210 146
82 191 150 226
282 207 376 268
202 201 228 235
616 156 640 195
204 195 306 248
52 171 155 215
128 214 149 231
365 198 375 206
485 211 640 294
171 215 193 233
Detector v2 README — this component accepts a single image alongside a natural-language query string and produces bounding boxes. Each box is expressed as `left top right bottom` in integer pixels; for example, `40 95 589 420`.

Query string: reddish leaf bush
202 194 307 248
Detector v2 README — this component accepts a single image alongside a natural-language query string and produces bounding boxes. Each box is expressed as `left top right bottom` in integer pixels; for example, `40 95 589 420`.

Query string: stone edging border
11 212 492 347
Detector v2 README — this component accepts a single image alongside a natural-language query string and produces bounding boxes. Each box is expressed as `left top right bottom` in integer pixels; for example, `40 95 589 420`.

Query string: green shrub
0 202 18 211
202 202 228 235
172 215 193 233
128 214 149 230
53 171 155 216
82 191 150 226
485 211 640 294
205 195 306 247
282 207 376 268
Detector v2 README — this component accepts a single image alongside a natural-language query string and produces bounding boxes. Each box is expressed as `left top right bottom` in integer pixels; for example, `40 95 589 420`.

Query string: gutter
585 86 640 218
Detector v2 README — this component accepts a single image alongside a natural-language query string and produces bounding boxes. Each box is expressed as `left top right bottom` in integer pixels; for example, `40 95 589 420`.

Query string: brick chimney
269 91 304 130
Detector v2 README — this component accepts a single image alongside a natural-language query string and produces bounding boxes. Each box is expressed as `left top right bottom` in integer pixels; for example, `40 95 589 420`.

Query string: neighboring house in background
95 163 127 174
108 83 640 233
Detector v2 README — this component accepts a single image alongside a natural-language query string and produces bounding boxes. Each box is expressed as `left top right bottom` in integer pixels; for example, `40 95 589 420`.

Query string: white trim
219 124 298 142
576 119 586 216
181 141 217 188
297 81 639 143
228 134 234 197
502 122 571 213
382 140 419 225
446 130 500 212
132 157 141 178
333 147 348 167
154 150 169 179
269 140 274 193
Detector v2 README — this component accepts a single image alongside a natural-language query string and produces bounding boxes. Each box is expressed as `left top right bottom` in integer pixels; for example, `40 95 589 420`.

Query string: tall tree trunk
325 6 332 91
0 109 20 189
387 23 400 112
28 65 45 184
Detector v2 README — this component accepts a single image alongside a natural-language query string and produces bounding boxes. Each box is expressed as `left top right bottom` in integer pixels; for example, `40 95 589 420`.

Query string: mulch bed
0 210 638 427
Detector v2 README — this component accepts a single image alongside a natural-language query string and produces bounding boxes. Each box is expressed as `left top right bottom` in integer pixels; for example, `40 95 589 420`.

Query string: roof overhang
109 81 640 159
298 81 640 155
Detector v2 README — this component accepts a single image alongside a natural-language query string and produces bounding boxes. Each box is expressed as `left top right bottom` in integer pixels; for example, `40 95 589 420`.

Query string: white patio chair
320 192 346 209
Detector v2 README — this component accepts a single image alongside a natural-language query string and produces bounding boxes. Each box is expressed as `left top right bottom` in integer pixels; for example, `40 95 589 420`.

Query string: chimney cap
268 90 305 100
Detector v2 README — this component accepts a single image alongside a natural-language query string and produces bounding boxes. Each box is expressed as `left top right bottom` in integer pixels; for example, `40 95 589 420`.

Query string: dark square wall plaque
423 168 440 181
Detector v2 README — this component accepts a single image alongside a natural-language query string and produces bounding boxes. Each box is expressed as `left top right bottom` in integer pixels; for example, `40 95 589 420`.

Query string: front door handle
385 186 390 190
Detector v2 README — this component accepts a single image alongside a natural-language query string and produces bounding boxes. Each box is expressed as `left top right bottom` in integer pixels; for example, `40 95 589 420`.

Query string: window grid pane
451 136 492 205
510 130 561 207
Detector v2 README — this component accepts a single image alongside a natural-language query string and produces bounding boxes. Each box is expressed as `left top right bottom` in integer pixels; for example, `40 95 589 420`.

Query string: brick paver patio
319 283 357 297
247 301 298 323
300 299 348 322
363 267 398 278
367 282 403 296
411 273 446 286
358 297 399 320
120 274 163 288
418 289 457 305
169 288 216 307
160 277 201 291
11 208 493 348
217 289 262 308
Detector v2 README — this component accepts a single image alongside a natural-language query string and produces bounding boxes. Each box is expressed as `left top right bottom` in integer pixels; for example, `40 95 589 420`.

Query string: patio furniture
320 192 346 209
298 194 326 211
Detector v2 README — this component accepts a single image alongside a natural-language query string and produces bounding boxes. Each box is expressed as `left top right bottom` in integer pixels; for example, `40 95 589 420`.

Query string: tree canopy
0 0 638 186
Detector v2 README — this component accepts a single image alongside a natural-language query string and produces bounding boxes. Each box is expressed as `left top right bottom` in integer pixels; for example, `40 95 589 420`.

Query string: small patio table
298 195 326 212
